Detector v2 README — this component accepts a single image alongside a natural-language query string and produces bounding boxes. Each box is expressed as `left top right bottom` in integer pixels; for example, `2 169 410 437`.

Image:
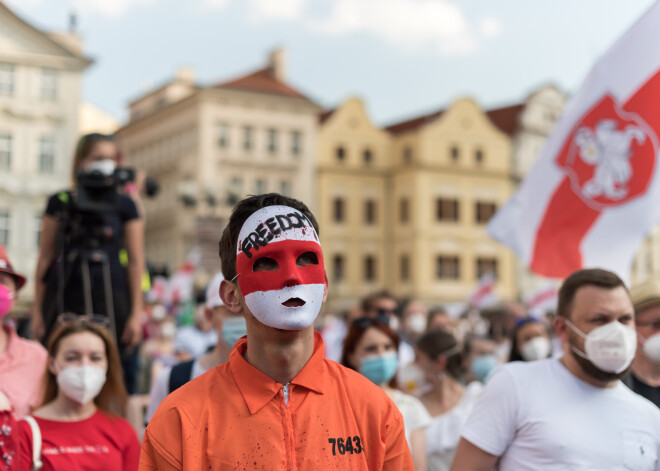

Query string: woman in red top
0 316 140 470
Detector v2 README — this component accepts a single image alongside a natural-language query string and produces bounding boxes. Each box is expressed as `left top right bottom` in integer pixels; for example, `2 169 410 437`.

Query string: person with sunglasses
32 132 145 392
342 315 431 471
141 194 413 470
0 244 47 422
625 280 660 407
0 315 140 470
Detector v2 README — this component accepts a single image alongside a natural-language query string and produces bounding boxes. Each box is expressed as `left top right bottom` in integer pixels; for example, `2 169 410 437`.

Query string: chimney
176 66 195 85
267 48 286 83
68 11 77 33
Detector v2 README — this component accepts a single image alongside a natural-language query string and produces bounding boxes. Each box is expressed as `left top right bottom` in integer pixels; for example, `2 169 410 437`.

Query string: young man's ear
322 272 329 304
554 316 569 344
220 279 243 314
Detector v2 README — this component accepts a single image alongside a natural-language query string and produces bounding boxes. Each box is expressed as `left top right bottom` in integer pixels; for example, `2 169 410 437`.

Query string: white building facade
0 4 91 299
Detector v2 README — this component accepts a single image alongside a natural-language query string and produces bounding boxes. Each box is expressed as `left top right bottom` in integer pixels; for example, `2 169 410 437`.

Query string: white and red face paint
235 205 325 330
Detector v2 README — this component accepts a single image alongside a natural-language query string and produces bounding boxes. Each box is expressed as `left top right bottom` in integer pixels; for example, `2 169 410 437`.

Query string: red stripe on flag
236 239 325 296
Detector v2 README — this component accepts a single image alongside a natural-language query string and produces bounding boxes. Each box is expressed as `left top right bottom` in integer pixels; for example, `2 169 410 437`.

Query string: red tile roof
485 104 524 136
385 109 444 135
214 67 309 100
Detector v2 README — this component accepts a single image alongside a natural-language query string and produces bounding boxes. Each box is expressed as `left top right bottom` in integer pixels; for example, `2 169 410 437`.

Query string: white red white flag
467 273 497 309
525 283 559 317
488 2 660 280
168 248 201 305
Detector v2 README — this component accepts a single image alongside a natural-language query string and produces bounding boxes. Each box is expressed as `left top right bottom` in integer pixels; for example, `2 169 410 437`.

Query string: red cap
0 244 26 290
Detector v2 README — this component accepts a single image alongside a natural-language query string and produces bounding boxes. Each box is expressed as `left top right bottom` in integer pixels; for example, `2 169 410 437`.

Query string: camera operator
32 133 145 391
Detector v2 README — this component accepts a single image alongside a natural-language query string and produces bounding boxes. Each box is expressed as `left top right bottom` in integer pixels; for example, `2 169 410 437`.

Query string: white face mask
406 312 427 335
566 319 637 373
85 159 116 176
520 336 552 361
57 365 107 405
641 332 660 364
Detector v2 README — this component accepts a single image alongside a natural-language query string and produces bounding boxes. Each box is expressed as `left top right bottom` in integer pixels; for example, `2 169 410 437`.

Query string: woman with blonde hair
0 315 140 470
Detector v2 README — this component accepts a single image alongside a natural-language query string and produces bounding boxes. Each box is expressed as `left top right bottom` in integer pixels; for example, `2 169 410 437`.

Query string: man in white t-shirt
451 268 660 471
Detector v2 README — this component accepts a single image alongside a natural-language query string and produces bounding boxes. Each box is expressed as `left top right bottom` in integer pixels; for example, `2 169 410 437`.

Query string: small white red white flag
525 283 559 317
467 273 497 309
488 2 660 280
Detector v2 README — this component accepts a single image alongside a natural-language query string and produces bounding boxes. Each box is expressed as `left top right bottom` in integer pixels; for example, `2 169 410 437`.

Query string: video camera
75 166 159 212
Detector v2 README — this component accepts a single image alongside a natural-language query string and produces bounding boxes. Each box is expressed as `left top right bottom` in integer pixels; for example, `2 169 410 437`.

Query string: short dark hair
218 193 319 280
557 268 627 319
361 290 398 314
416 329 463 380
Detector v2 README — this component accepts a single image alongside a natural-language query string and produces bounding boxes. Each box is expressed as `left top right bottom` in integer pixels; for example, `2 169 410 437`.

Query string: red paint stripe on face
236 239 325 296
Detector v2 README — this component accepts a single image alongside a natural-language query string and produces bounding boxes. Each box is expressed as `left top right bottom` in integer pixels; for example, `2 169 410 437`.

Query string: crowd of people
0 133 659 469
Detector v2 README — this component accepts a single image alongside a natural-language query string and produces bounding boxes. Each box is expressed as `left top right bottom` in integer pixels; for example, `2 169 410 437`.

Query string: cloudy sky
6 0 656 125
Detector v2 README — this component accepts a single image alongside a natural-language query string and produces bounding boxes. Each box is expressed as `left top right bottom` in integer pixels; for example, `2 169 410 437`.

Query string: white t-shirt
461 358 660 471
146 359 207 422
173 326 217 358
389 389 432 446
425 381 483 471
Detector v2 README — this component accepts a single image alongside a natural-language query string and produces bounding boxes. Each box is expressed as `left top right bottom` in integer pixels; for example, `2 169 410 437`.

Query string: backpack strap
168 360 195 393
23 416 43 470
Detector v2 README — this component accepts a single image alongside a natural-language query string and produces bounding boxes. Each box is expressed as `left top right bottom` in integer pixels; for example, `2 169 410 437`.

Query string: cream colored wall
391 98 515 305
0 13 87 299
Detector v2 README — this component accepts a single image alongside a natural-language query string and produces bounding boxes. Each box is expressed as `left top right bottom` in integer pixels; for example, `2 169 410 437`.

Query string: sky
5 0 657 126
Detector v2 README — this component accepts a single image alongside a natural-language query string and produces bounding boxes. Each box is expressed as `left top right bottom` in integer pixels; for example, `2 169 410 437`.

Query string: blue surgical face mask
221 316 247 347
360 352 398 385
471 354 498 382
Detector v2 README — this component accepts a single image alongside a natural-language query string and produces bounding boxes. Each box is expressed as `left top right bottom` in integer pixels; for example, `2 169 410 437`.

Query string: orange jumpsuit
140 331 413 470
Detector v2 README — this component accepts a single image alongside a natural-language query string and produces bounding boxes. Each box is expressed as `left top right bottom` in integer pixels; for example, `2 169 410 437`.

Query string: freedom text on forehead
239 211 316 259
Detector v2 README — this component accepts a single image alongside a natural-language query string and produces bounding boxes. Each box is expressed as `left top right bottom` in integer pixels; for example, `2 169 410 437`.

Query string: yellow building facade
318 97 516 310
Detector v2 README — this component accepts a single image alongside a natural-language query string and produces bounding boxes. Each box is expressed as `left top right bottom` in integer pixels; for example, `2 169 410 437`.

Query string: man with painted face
451 268 660 471
140 194 413 470
623 279 660 407
0 244 47 419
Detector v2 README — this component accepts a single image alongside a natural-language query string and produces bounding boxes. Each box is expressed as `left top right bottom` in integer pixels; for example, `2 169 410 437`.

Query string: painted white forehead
236 205 319 256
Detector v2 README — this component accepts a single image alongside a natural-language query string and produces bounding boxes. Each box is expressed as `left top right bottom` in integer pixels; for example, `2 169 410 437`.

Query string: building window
400 254 409 282
476 257 498 280
436 256 460 280
267 129 277 154
0 64 15 96
336 146 346 162
333 197 345 223
243 126 253 151
0 210 9 246
39 136 55 173
450 146 459 162
475 201 497 224
279 180 291 196
0 133 11 169
254 179 267 194
363 148 372 165
364 199 376 225
400 198 409 224
403 147 412 164
291 131 302 156
34 213 42 248
333 255 344 282
475 148 484 164
436 198 459 222
217 123 229 148
364 256 376 282
227 177 243 205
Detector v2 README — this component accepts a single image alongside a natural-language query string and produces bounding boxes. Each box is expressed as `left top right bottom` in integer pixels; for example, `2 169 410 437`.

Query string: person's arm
450 438 498 471
32 214 59 340
409 428 427 471
122 218 145 348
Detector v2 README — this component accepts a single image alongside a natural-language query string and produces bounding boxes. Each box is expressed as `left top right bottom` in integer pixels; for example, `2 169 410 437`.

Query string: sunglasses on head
56 313 111 329
353 314 392 329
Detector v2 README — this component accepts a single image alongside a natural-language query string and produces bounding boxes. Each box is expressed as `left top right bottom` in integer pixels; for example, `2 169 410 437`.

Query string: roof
385 109 444 135
214 67 310 100
485 104 524 136
319 108 336 124
0 2 91 64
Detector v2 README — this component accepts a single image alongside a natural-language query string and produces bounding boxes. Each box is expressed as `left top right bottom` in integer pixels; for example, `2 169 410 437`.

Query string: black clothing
623 371 660 408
